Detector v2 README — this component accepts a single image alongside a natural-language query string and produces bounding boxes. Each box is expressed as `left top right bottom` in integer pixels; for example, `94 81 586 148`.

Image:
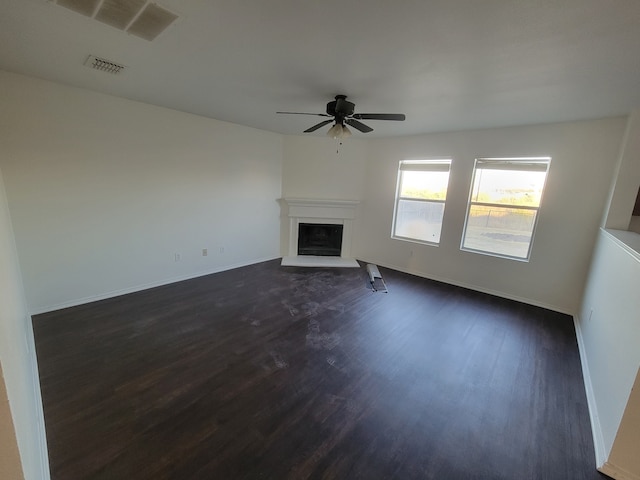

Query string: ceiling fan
277 95 405 138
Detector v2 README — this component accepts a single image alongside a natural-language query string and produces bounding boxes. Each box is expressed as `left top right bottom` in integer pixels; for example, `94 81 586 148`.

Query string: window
392 160 451 244
461 157 550 260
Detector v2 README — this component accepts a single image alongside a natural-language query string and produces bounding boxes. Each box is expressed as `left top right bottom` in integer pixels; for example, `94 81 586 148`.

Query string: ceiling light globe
327 124 343 139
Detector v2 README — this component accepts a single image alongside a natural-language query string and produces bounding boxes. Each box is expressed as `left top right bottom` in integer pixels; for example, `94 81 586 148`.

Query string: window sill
391 235 440 247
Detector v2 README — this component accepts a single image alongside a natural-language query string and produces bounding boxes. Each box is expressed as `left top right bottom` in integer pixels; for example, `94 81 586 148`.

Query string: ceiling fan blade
345 118 373 133
304 119 334 133
352 113 406 121
277 112 331 117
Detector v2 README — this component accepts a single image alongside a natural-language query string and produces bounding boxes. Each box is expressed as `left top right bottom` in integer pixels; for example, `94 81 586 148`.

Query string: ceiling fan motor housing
327 95 355 120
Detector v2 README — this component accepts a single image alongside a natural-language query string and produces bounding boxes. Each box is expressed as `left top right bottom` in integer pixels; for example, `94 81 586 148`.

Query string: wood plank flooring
32 259 606 479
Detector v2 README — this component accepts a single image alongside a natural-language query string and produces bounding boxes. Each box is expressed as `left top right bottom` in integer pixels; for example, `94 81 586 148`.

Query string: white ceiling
2 0 640 137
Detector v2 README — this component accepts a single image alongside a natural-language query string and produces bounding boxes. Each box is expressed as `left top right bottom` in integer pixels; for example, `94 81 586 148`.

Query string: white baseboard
30 256 280 316
573 315 607 469
357 257 573 315
599 462 640 480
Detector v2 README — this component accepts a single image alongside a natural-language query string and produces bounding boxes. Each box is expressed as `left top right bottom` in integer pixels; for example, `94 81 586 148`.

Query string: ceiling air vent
53 0 178 41
84 55 126 74
56 0 102 17
127 3 178 41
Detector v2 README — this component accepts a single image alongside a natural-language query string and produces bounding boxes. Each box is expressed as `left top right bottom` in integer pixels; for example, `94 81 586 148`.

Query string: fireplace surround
281 198 359 267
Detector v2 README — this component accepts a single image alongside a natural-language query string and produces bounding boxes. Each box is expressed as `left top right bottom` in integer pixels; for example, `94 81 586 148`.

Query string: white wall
576 110 640 479
0 167 49 479
577 229 640 475
282 135 367 200
0 72 283 313
280 135 367 255
355 118 626 313
605 110 640 230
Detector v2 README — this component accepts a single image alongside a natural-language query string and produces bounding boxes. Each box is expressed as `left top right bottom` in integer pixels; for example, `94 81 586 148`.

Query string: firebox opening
298 223 343 257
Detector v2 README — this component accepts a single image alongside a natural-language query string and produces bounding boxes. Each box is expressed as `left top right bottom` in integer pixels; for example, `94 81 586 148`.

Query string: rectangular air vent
95 0 147 30
127 3 178 41
56 0 101 17
53 0 178 41
84 55 126 74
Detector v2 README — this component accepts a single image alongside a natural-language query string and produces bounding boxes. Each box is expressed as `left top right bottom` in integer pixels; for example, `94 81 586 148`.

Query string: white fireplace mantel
281 197 360 267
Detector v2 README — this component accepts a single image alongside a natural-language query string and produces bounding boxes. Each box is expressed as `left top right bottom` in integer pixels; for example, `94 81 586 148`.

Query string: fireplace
281 198 359 267
298 223 343 256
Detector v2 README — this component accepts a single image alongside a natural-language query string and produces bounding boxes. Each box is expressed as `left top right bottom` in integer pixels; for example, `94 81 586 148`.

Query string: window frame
460 157 551 262
391 159 452 246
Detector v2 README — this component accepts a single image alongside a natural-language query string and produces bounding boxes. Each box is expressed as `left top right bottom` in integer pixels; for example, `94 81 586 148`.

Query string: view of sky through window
462 158 550 260
392 160 451 245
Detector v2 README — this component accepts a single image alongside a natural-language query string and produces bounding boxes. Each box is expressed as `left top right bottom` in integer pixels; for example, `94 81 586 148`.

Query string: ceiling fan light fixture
327 123 343 139
341 125 352 138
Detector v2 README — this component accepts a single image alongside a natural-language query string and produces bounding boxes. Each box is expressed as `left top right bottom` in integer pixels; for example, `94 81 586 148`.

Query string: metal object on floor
366 263 388 293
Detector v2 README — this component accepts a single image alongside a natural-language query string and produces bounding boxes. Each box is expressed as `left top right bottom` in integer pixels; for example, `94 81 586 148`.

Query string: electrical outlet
202 248 208 256
219 246 225 254
175 253 181 262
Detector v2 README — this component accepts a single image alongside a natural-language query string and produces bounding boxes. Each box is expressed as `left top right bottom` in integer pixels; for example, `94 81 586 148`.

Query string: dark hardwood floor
32 259 605 480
